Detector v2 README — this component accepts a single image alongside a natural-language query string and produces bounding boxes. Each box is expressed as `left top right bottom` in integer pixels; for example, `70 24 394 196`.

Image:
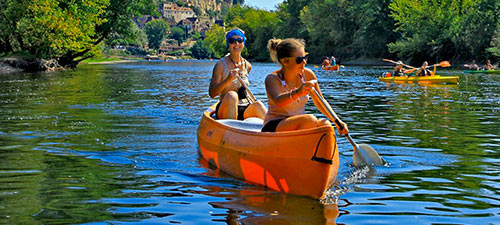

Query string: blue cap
226 29 246 48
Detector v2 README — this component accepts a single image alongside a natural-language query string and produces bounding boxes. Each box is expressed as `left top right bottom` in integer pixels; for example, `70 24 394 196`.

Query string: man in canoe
261 38 348 134
208 28 267 120
416 61 433 76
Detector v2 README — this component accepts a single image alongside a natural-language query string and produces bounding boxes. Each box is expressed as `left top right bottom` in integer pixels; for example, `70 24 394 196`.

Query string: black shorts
215 101 249 120
261 119 284 132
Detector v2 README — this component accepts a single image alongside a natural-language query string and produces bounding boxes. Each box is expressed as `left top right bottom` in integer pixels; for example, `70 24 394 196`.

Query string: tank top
264 72 310 124
219 54 251 104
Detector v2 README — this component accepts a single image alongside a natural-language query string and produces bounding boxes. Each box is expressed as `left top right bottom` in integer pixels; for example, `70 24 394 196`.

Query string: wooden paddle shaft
235 73 257 103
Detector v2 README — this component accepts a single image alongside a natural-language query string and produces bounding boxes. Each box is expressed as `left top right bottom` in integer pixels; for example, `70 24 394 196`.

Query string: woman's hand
227 68 239 81
295 80 316 97
335 120 349 135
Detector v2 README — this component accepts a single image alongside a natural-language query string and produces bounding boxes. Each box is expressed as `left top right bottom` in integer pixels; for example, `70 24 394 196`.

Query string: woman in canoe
208 28 267 120
416 61 432 76
261 38 348 134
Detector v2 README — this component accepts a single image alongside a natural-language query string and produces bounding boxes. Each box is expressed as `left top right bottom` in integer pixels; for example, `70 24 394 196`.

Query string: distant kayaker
416 61 432 76
330 56 336 66
484 60 494 70
261 38 348 134
208 28 267 120
394 61 410 76
321 57 331 68
465 60 480 70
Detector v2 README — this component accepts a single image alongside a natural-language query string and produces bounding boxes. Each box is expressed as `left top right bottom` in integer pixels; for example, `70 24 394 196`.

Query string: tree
388 0 500 62
190 40 213 59
203 24 227 59
170 27 186 46
0 0 156 67
224 5 279 61
144 20 169 51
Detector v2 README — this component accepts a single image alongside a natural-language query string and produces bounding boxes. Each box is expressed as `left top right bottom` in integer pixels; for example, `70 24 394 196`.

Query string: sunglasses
228 37 244 44
285 53 309 64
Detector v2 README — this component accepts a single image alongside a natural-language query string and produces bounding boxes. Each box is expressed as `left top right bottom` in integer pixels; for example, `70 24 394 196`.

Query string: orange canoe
322 65 339 71
197 103 339 199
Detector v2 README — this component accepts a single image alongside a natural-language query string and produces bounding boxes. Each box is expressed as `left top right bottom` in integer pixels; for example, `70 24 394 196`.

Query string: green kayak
463 70 500 74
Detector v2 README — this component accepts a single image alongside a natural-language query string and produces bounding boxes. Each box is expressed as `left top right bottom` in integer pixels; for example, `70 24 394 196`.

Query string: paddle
234 69 257 103
383 59 416 69
309 84 385 166
426 61 450 68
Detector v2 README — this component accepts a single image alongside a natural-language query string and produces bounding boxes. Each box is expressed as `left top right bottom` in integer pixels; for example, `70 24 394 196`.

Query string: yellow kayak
197 103 339 199
378 74 459 84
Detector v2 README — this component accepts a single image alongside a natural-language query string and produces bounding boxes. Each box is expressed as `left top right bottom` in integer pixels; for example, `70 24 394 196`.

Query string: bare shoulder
303 68 318 81
212 59 224 74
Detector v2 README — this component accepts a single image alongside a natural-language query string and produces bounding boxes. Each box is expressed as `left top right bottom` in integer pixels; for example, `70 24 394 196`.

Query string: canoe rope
311 133 335 164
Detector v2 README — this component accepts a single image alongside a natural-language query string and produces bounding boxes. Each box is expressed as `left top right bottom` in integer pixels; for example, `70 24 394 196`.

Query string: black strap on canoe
311 133 335 164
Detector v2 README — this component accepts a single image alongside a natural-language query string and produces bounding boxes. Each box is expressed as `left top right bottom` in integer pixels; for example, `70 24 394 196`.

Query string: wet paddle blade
352 144 385 166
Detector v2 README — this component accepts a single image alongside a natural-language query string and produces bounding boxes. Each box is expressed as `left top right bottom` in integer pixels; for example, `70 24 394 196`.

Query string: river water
0 60 498 224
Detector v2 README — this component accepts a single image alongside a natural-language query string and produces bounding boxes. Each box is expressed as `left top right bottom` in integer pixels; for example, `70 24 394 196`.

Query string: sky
244 0 284 11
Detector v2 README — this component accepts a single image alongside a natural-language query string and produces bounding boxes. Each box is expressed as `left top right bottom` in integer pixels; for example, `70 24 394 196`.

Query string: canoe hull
197 104 339 199
322 65 339 71
378 75 459 84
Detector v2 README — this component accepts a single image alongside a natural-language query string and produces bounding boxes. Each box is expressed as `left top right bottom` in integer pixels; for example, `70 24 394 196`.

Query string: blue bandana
226 29 246 48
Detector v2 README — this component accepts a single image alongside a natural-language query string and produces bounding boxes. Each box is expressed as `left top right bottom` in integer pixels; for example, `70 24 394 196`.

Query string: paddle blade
352 144 385 166
440 61 451 67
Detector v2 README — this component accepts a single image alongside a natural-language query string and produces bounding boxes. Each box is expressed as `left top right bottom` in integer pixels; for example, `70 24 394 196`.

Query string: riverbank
0 56 61 74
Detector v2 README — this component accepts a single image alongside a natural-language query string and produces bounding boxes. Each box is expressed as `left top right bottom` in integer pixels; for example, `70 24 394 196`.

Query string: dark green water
0 60 498 224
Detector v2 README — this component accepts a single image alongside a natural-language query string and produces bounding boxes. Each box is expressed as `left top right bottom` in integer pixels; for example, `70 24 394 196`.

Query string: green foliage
275 0 310 39
105 22 147 47
203 24 227 59
487 29 500 57
0 0 156 67
388 0 500 62
170 27 186 46
144 19 169 50
300 0 397 60
190 40 213 59
5 0 109 59
224 5 279 61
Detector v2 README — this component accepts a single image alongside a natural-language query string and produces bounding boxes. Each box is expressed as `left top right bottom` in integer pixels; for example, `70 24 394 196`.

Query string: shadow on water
0 60 499 224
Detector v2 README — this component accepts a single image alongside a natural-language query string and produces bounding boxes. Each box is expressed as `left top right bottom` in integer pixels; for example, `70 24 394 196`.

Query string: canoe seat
217 117 264 132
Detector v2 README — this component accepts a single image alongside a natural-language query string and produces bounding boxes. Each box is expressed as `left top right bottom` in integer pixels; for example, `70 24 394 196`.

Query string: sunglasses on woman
285 53 309 64
228 37 244 44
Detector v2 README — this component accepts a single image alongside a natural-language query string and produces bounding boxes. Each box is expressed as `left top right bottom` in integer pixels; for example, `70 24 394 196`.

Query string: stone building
160 2 196 23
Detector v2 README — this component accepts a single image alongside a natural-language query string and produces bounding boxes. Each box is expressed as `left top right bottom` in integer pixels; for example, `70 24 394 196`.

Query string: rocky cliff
185 0 238 15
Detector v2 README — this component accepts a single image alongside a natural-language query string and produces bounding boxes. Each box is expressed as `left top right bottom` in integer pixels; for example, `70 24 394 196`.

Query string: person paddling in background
209 28 267 120
465 60 480 70
393 61 410 76
416 61 432 76
261 38 348 134
484 60 494 70
330 56 337 66
321 57 330 68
